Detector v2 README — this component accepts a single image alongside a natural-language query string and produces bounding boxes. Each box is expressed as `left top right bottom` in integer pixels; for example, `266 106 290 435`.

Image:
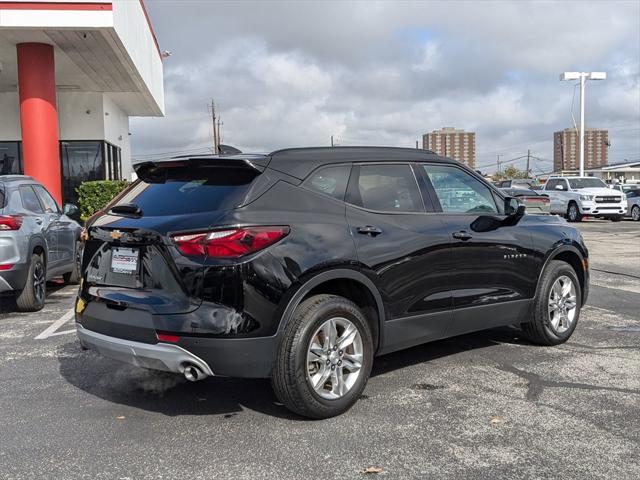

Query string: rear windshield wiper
108 203 143 218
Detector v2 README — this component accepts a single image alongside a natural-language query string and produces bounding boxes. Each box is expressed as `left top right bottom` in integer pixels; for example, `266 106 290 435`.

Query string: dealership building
0 0 164 205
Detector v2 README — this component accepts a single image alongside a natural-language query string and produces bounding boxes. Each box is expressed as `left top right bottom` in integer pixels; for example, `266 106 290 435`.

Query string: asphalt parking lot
0 219 638 480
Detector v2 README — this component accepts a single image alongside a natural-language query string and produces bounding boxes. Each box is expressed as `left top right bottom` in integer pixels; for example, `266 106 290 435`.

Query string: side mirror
504 197 522 216
63 203 79 216
63 203 80 222
555 184 565 190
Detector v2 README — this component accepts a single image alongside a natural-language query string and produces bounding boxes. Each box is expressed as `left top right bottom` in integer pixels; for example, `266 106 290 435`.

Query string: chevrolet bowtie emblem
110 230 123 240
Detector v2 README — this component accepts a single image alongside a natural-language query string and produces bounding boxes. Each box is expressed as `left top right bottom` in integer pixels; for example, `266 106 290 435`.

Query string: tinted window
423 164 497 214
0 142 22 175
33 185 60 213
627 191 638 199
19 186 44 213
114 164 259 216
568 178 607 189
304 165 351 201
503 188 537 197
60 141 104 204
350 164 423 212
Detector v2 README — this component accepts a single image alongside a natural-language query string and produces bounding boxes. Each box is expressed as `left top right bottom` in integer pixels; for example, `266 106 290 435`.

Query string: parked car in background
0 175 82 311
543 176 627 222
76 147 589 419
494 179 536 189
499 187 550 214
625 188 640 221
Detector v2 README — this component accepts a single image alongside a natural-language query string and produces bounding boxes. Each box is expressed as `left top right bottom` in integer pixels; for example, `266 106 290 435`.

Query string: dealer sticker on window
111 247 138 274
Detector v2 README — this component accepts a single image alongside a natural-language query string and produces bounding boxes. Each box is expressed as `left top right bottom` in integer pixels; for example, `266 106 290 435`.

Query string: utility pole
526 149 531 178
209 99 219 154
416 140 419 149
497 154 503 176
216 115 223 150
331 135 334 147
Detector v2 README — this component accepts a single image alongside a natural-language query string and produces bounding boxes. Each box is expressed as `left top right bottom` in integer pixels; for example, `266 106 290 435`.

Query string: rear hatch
81 157 268 315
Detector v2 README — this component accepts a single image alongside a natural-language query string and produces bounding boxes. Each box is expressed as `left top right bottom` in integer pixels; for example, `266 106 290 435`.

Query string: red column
17 43 62 205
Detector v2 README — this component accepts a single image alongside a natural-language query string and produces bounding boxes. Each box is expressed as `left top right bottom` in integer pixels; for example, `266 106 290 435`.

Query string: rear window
114 163 259 216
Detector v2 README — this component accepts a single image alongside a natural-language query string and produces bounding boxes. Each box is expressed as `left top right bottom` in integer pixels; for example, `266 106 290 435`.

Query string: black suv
76 147 589 418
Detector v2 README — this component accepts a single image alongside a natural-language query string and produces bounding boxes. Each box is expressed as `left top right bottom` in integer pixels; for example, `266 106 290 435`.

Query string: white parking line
34 309 76 340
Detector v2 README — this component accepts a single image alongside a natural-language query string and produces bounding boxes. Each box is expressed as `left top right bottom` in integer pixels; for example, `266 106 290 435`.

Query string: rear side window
423 164 497 214
19 186 44 213
33 185 60 213
115 163 259 216
348 164 423 213
303 165 351 201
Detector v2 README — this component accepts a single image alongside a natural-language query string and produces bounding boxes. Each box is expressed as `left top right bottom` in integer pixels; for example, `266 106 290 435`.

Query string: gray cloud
131 0 640 172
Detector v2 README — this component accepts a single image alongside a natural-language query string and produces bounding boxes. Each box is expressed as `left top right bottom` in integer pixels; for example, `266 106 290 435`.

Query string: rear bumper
76 325 215 379
0 263 29 293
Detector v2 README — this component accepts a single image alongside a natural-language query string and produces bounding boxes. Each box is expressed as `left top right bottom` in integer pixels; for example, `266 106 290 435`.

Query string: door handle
35 218 43 225
357 225 382 236
452 230 472 240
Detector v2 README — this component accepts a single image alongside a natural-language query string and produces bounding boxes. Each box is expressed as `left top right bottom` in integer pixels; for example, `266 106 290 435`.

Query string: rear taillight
0 215 22 231
172 226 289 258
0 264 14 271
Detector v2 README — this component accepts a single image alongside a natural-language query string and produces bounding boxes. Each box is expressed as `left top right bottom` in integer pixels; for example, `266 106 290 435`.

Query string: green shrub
76 180 129 221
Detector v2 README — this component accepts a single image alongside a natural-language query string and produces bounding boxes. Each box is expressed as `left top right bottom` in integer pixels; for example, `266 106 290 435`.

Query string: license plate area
110 247 139 275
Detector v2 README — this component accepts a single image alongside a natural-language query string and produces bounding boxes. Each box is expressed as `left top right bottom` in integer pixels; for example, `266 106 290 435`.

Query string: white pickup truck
543 176 627 222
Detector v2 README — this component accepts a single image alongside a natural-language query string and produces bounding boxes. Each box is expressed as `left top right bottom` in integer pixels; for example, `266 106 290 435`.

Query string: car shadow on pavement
56 326 527 420
0 280 70 314
371 326 528 377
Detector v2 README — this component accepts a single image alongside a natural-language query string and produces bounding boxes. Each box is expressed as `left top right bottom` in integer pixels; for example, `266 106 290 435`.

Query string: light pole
560 71 606 176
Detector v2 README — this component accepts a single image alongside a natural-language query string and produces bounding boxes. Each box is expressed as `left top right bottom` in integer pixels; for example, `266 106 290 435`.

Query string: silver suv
0 175 82 311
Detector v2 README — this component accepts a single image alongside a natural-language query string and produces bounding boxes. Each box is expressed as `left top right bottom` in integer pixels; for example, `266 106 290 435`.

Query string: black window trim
417 162 504 216
345 162 427 215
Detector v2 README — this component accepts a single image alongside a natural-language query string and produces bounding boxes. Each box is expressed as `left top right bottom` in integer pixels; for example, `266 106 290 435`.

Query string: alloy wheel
632 206 640 221
548 275 577 333
306 317 363 400
568 204 578 221
33 261 45 304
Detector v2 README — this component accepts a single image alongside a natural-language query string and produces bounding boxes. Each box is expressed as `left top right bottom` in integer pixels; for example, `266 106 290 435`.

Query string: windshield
568 178 607 189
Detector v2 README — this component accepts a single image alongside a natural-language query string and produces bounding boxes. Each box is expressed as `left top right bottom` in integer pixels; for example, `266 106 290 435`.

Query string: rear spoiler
133 155 269 183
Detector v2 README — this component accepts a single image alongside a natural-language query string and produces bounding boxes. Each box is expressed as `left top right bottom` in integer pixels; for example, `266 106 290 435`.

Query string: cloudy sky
133 0 640 173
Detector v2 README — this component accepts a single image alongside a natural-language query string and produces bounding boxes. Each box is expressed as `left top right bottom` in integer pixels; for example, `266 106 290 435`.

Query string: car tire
609 215 622 222
521 260 581 346
632 205 640 222
63 241 82 285
566 202 582 222
15 253 46 312
271 294 374 419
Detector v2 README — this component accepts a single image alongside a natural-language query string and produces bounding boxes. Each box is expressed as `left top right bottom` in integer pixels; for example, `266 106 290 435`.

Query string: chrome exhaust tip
183 364 203 382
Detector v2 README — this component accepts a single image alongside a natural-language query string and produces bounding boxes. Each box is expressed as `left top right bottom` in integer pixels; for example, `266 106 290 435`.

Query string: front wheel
566 202 582 222
631 205 640 222
271 294 374 419
609 215 622 222
521 260 581 345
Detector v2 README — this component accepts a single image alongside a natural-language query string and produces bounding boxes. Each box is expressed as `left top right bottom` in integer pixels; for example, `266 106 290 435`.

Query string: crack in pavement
496 363 640 401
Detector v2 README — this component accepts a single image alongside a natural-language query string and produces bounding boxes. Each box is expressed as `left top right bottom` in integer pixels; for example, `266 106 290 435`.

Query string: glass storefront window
60 141 104 204
0 142 22 175
2 140 121 204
